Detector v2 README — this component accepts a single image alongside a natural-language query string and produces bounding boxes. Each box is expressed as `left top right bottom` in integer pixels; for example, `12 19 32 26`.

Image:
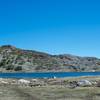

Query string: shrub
14 66 22 71
6 65 14 70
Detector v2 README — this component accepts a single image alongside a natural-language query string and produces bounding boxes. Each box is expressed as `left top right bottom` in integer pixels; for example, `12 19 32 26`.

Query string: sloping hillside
0 45 100 72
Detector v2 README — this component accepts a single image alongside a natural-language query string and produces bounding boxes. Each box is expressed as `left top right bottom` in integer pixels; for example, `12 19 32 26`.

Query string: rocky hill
0 45 100 72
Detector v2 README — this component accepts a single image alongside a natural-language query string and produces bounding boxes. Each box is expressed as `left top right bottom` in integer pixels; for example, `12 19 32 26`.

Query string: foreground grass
1 85 100 100
17 86 100 100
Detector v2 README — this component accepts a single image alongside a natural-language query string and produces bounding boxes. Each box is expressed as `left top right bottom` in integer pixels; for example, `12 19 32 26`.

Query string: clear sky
0 0 100 57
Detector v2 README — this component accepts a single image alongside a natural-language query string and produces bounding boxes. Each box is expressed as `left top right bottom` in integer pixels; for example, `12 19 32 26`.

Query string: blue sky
0 0 100 57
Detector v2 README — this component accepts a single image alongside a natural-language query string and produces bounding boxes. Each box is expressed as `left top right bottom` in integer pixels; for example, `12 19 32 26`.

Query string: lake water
0 72 100 78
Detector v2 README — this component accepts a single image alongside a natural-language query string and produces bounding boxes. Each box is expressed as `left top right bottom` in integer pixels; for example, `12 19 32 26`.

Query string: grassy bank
0 85 100 100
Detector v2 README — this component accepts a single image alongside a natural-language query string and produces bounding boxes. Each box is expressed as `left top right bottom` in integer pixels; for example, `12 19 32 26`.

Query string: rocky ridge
0 45 100 72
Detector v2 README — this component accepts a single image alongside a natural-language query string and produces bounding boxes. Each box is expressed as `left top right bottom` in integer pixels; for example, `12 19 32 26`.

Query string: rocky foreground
0 45 100 72
0 77 100 100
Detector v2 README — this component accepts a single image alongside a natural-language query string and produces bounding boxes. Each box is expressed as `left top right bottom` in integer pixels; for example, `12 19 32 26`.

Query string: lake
0 72 100 78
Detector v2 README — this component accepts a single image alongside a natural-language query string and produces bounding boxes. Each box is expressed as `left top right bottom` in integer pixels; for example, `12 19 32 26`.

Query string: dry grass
17 86 100 100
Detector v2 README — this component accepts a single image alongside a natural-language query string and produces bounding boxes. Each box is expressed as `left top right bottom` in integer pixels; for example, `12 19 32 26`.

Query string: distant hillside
0 45 100 72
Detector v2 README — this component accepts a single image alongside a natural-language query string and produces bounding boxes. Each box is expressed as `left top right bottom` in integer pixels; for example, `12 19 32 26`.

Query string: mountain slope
0 45 100 72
